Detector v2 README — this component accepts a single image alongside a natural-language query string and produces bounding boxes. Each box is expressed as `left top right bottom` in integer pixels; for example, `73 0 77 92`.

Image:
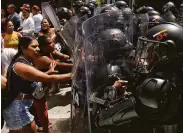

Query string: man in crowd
19 3 33 20
7 4 21 31
18 4 35 37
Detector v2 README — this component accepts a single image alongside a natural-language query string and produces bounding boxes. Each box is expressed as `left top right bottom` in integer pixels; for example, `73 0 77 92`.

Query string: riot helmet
98 28 132 61
102 4 113 7
162 1 175 13
87 2 95 10
135 23 183 74
122 7 133 18
100 6 119 14
78 6 91 17
148 15 164 29
88 0 97 7
136 6 154 14
147 10 160 16
56 7 70 20
115 1 128 9
136 77 183 124
73 0 84 13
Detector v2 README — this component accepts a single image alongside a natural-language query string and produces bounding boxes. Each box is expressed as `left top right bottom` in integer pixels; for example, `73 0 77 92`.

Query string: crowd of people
1 3 73 133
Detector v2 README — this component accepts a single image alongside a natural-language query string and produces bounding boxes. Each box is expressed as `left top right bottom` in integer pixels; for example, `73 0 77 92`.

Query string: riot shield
61 15 79 54
178 8 183 27
70 15 89 133
135 13 149 36
83 12 137 133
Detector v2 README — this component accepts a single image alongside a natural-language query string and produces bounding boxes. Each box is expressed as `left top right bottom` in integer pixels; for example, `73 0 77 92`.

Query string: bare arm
34 56 73 70
38 32 44 37
52 50 70 60
14 63 71 84
1 75 7 89
34 56 52 70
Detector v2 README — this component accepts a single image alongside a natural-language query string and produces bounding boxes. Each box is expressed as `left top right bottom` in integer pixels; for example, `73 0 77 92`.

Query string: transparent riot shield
83 12 138 133
61 15 79 54
178 8 183 27
135 13 149 36
70 15 89 133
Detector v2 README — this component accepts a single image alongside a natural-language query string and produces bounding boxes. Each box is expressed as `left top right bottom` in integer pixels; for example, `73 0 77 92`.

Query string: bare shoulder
38 32 44 37
34 56 52 70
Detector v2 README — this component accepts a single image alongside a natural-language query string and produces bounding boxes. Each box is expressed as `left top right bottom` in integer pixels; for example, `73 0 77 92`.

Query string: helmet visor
135 37 168 74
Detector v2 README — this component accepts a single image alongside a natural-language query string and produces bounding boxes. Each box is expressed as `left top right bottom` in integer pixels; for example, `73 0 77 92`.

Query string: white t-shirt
1 48 17 73
21 17 35 36
32 14 43 33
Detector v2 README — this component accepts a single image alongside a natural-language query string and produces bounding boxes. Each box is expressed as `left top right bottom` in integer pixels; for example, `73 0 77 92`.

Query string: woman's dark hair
41 18 53 29
32 5 40 12
37 35 50 53
4 19 13 31
11 36 34 63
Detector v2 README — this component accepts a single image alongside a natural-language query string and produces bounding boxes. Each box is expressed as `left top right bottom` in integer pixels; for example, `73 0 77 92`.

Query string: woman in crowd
32 5 43 37
38 18 68 54
3 36 71 133
33 35 73 132
2 19 22 49
35 35 72 72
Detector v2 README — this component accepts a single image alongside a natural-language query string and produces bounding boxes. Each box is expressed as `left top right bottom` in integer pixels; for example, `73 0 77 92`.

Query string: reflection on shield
71 15 89 133
135 37 169 74
82 11 134 133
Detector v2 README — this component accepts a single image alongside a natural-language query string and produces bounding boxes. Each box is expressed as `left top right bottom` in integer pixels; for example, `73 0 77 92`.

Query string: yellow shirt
3 31 19 49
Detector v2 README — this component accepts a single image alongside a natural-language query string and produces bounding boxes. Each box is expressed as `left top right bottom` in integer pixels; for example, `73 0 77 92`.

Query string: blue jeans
3 100 34 130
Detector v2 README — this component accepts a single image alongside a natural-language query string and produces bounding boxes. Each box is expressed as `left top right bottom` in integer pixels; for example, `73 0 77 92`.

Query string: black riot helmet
99 28 133 61
135 23 183 74
56 7 70 20
122 7 133 18
78 6 91 17
88 0 97 7
148 15 164 29
115 1 128 9
136 78 183 125
136 6 154 14
145 6 154 12
147 10 160 16
73 0 84 11
162 1 175 13
100 6 119 14
101 4 113 8
87 2 95 10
